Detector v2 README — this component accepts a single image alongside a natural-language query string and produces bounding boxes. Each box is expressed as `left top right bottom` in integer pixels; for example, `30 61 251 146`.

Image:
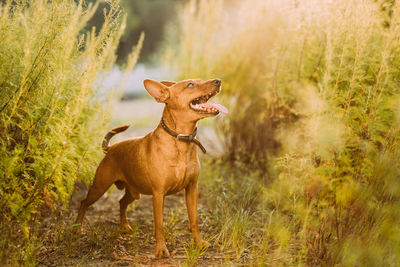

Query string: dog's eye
187 83 195 88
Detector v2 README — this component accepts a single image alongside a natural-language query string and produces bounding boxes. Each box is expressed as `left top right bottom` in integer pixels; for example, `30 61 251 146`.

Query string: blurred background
89 0 182 98
89 0 180 141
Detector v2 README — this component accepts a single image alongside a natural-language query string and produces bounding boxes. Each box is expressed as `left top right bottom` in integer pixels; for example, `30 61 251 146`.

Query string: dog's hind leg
74 160 118 231
119 186 140 232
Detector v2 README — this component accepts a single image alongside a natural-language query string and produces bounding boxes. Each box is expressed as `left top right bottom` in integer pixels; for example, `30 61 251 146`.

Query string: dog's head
143 78 228 121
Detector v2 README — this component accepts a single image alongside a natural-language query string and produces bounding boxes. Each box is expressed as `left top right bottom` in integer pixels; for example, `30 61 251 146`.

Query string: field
34 99 248 266
1 0 400 266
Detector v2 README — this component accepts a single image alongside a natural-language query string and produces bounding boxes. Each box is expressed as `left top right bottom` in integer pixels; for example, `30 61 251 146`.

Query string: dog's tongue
202 103 229 114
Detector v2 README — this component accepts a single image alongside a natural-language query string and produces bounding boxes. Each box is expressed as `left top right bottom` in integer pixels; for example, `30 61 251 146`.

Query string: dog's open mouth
189 89 228 115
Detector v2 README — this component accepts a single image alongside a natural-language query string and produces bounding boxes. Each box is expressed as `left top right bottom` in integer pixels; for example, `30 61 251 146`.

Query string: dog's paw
154 242 170 258
120 223 133 233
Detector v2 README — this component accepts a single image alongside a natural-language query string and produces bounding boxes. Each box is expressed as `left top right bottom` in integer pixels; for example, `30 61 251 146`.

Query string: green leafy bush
166 0 400 265
0 0 142 264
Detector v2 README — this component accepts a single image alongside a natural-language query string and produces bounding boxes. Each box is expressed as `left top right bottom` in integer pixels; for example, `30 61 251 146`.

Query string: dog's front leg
152 192 170 258
185 182 210 248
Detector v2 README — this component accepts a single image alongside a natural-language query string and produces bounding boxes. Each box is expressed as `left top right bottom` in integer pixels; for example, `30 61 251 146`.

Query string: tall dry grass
0 0 142 264
166 0 400 265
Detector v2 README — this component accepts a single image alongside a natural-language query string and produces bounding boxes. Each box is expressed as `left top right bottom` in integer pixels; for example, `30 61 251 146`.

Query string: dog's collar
160 118 206 154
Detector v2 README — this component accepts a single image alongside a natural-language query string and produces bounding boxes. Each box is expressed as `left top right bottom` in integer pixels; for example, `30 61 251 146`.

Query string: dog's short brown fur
75 78 224 258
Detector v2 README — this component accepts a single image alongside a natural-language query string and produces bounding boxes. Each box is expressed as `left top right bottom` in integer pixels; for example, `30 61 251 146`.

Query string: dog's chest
165 154 199 194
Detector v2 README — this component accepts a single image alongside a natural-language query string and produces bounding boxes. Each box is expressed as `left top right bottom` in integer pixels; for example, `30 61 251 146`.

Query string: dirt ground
36 99 235 266
37 181 234 266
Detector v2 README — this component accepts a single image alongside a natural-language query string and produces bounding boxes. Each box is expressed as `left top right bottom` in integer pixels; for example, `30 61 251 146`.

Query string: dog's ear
143 79 170 103
160 81 176 87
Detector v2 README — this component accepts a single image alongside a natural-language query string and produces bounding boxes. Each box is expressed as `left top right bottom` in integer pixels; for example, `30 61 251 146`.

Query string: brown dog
74 78 228 258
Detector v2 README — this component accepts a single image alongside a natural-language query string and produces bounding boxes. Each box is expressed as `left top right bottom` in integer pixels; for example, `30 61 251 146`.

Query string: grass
197 159 266 263
164 209 181 247
182 241 208 267
165 0 400 265
35 170 264 266
3 0 400 265
0 0 142 264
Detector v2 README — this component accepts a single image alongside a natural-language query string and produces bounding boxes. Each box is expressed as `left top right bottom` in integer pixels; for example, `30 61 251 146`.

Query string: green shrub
0 0 142 264
166 0 400 265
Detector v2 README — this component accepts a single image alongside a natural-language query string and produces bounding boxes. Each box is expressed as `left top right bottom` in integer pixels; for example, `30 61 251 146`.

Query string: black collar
160 118 206 154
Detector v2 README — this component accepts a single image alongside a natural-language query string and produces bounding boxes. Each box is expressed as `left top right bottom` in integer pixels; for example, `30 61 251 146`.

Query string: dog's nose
213 78 221 85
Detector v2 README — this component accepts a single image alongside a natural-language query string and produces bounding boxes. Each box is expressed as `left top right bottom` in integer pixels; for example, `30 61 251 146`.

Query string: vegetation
166 0 400 265
2 0 400 265
86 0 185 63
0 0 142 264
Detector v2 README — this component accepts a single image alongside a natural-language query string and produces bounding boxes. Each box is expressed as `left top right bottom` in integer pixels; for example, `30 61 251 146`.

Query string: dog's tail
102 125 130 153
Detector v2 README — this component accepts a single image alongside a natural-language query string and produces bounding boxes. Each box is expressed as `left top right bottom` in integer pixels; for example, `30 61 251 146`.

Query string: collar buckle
177 134 194 142
160 118 206 153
